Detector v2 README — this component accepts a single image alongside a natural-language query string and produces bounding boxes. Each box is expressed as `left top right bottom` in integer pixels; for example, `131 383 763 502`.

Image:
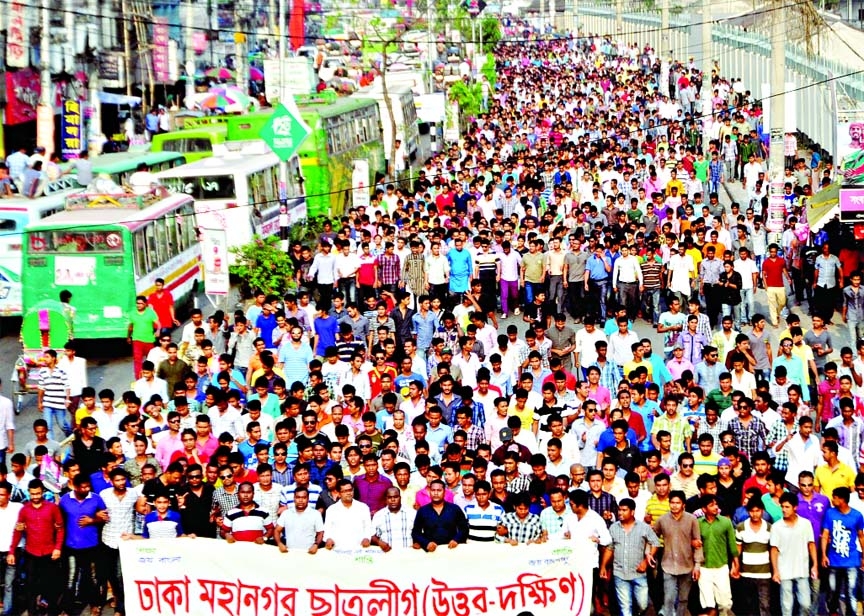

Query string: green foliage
288 215 332 245
448 81 483 118
478 16 502 52
481 52 497 87
229 235 294 298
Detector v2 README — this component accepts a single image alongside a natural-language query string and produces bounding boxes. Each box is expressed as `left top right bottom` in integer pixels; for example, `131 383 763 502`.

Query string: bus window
164 215 178 255
153 221 168 267
134 231 149 275
0 219 16 232
144 224 159 269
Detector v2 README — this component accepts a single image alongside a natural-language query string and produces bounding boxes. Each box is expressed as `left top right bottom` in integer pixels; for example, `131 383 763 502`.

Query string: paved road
2 179 850 440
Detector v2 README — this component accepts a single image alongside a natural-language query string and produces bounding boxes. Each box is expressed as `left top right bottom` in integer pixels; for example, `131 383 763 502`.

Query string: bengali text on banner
120 539 593 616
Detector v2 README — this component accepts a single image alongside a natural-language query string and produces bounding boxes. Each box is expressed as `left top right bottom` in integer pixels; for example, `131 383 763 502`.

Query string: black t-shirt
71 436 107 477
294 431 331 452
180 483 216 537
142 476 182 511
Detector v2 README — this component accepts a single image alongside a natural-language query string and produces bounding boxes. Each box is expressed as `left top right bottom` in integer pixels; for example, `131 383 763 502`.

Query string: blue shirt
596 427 639 453
143 509 184 539
394 372 427 398
278 342 314 386
313 316 338 356
447 249 474 293
586 254 610 281
60 492 107 549
426 423 453 454
256 313 277 348
823 507 864 568
238 439 270 468
412 311 438 350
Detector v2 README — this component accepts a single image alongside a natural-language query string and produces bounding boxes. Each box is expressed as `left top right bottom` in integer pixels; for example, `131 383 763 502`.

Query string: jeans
64 546 102 611
25 554 61 615
587 279 609 320
828 566 858 614
780 577 811 616
848 319 864 345
614 575 648 616
525 281 544 305
642 288 661 325
548 275 565 314
44 405 70 440
0 551 15 615
616 281 639 321
337 278 356 304
97 545 124 614
733 577 771 616
739 287 754 325
566 280 584 320
662 571 692 616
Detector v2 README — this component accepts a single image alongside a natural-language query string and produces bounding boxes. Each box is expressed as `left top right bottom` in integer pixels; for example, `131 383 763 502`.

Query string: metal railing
574 2 864 157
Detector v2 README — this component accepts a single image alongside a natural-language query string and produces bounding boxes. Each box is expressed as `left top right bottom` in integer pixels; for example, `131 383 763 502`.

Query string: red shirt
148 291 175 327
762 257 786 288
742 475 769 496
12 501 64 557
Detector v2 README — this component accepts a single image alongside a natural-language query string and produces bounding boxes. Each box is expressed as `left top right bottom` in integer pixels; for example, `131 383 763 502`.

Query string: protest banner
120 539 593 616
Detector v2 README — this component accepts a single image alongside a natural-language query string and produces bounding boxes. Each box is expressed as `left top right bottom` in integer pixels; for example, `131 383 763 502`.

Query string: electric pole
660 0 669 96
768 0 786 178
185 0 196 108
36 0 54 158
701 0 712 151
616 0 623 37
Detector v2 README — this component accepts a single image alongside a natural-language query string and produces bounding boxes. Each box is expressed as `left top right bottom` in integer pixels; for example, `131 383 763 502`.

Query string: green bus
21 192 201 343
150 125 228 163
293 96 385 217
89 150 186 186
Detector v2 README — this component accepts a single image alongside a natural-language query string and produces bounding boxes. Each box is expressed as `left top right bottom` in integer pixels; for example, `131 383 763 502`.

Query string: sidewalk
719 178 853 348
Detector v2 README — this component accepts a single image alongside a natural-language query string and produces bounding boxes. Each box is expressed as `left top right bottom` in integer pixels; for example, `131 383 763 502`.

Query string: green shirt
694 159 710 183
698 515 739 569
129 306 159 342
706 388 733 412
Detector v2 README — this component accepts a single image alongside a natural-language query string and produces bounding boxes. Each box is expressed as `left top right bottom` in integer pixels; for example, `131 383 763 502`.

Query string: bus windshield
161 175 236 199
28 230 125 253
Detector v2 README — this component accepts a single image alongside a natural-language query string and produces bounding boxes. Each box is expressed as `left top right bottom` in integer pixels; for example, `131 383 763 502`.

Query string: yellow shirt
623 359 653 380
508 403 536 431
814 462 855 497
693 451 722 475
791 344 815 385
686 248 703 278
75 407 96 434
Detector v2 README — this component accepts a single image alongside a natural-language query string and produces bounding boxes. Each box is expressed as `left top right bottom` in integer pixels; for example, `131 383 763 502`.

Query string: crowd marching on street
1 25 859 616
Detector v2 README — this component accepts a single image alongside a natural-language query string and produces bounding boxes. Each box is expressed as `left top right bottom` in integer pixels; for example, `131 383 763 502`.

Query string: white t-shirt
562 509 612 566
734 258 759 290
769 516 814 580
276 507 324 549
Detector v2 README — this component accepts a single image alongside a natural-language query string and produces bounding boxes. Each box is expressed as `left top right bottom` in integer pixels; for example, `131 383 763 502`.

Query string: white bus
154 143 306 262
0 176 83 317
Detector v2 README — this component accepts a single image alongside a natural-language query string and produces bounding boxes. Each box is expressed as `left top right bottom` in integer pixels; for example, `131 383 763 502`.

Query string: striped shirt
640 259 663 290
376 253 401 285
464 502 505 542
279 482 322 509
475 252 500 279
222 506 273 542
38 367 69 409
735 519 772 579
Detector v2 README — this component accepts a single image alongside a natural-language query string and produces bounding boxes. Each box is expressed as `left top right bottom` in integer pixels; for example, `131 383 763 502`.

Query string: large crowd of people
5 28 858 616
